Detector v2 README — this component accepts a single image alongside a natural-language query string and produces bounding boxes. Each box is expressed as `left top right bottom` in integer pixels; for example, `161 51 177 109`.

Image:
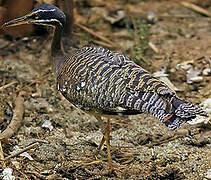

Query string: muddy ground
0 0 211 179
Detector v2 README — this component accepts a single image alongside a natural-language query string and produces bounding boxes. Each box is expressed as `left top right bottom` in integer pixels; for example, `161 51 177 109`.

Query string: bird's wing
79 46 176 96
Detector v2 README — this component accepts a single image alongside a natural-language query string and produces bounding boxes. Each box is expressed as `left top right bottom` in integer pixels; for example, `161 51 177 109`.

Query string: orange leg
104 117 113 169
95 116 112 167
86 115 115 175
96 136 105 157
95 115 106 156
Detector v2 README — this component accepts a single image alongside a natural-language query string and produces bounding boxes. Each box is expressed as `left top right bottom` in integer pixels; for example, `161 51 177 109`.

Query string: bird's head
2 4 66 29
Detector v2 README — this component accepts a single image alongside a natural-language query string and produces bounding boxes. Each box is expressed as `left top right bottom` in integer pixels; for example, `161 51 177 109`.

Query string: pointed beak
2 15 31 28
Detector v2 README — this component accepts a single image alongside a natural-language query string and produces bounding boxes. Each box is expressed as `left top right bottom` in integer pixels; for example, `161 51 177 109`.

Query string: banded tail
121 91 208 130
163 98 208 130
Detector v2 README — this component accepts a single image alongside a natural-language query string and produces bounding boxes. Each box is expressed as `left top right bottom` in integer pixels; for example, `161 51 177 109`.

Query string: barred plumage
55 46 207 130
3 4 208 173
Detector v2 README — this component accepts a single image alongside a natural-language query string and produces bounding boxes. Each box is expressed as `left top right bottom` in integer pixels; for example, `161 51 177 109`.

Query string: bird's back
55 46 207 130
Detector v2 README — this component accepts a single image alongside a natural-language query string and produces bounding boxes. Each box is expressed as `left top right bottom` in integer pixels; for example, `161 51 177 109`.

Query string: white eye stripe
35 19 63 27
33 9 56 13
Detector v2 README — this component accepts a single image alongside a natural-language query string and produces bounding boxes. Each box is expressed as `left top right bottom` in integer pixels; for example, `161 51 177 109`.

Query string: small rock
42 120 54 131
189 76 203 83
1 168 15 180
205 169 211 179
202 68 211 76
186 67 202 84
202 98 211 114
187 98 211 128
188 116 210 129
147 12 157 23
104 10 125 24
176 129 189 136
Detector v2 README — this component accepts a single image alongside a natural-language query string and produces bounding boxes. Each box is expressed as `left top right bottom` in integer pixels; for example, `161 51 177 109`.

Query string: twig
0 133 6 167
3 142 39 161
148 42 159 53
0 81 18 91
75 23 114 47
17 170 30 180
0 92 24 140
73 159 102 166
45 174 61 180
25 170 46 179
122 157 134 165
159 14 195 18
181 2 211 17
147 134 186 147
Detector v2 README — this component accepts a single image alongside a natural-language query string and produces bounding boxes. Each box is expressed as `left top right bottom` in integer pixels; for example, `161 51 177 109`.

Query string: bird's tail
121 91 207 130
163 98 208 130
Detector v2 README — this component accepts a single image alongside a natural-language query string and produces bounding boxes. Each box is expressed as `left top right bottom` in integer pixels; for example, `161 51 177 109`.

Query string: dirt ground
0 0 211 179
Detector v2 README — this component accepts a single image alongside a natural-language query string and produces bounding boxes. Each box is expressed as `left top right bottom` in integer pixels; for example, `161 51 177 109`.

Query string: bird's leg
85 116 116 175
97 116 114 170
104 117 113 170
95 116 113 169
96 136 105 157
94 115 107 156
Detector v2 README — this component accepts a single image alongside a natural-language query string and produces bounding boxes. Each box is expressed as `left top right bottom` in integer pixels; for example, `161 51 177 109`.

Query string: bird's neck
51 26 63 57
51 26 67 76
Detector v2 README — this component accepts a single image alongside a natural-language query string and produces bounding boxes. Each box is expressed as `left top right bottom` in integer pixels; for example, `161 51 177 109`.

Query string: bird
2 4 208 174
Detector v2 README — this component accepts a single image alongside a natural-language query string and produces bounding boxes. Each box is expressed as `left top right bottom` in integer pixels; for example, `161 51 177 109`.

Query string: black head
2 4 66 28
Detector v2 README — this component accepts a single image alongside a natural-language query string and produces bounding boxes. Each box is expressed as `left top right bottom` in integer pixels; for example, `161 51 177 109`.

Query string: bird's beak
2 15 32 28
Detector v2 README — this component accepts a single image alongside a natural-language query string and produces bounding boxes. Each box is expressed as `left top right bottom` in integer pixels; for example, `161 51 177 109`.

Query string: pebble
205 169 211 179
189 76 203 83
42 120 54 131
147 12 157 23
202 98 211 114
176 129 189 136
2 168 15 180
202 68 211 76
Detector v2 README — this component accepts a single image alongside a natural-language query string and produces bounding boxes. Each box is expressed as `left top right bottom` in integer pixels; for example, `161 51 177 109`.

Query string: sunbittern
2 4 208 174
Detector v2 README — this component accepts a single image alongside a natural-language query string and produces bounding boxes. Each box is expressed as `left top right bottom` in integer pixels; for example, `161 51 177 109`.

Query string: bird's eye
31 14 39 20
